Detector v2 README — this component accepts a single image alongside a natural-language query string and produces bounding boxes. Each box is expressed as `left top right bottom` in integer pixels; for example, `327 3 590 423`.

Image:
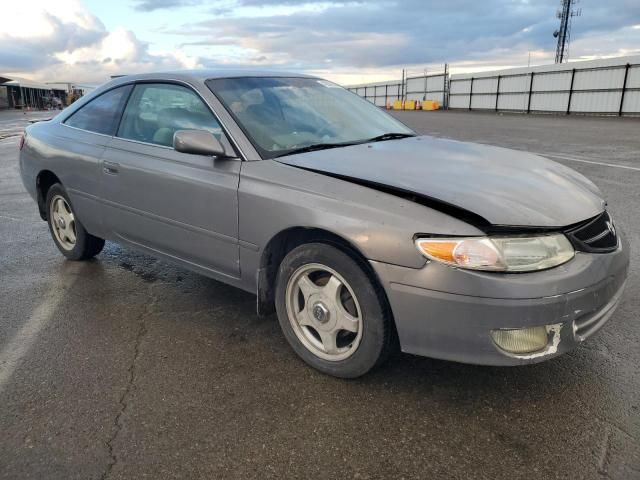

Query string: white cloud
44 28 202 82
0 0 201 84
567 25 640 60
1 0 639 86
0 0 102 39
46 28 200 82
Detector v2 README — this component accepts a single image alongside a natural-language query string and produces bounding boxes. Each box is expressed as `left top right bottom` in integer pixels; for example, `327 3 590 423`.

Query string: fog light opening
491 325 550 355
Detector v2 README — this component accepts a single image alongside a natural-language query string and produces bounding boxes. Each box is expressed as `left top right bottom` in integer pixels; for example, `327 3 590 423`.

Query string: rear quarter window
64 85 132 136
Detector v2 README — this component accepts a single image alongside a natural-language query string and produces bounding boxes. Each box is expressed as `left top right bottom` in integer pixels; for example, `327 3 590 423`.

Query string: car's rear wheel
275 242 394 378
46 183 104 260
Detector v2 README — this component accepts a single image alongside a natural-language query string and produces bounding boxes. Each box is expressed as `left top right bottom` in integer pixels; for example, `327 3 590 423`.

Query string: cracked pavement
101 282 156 480
0 110 639 479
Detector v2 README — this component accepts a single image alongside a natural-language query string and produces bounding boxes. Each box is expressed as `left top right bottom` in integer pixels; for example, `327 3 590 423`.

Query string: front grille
566 211 618 253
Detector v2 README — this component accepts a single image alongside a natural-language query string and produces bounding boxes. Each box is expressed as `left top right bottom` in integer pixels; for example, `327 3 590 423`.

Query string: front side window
206 77 414 158
64 85 132 135
117 83 223 147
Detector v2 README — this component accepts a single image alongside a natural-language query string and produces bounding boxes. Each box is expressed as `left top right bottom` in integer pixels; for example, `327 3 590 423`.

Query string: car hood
276 136 605 228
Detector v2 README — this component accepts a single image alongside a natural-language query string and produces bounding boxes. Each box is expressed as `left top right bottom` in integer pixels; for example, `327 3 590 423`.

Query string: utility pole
553 0 581 63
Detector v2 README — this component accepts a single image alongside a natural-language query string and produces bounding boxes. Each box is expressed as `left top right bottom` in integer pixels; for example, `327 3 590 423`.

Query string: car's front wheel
275 243 394 378
46 183 105 260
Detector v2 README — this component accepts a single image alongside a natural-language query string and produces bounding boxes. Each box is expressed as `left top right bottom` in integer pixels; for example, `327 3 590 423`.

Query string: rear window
64 85 132 135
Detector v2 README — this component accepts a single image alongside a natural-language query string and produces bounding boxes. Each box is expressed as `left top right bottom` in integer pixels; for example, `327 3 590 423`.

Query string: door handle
103 161 119 175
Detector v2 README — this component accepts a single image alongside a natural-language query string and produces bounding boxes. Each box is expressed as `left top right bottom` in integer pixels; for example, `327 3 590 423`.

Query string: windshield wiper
366 132 416 142
275 133 415 158
275 141 358 158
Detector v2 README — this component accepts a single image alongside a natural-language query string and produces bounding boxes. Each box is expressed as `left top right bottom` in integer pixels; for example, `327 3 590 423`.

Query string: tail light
19 134 25 151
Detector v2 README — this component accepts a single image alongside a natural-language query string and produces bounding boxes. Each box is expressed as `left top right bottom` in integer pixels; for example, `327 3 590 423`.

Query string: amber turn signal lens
415 238 503 269
416 241 456 263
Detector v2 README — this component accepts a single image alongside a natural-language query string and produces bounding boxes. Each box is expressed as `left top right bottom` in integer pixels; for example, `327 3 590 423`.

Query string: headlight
415 233 574 272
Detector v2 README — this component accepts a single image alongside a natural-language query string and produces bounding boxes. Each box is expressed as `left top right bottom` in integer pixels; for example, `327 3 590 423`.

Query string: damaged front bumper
370 233 629 366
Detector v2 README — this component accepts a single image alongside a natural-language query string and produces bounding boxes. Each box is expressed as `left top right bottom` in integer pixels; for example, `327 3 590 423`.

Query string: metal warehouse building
0 76 66 110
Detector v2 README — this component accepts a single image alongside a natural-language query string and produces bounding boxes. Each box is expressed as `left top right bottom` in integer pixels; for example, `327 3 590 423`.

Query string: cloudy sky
1 0 639 85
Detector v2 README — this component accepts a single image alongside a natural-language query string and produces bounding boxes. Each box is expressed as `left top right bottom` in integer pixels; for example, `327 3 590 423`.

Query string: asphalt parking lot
1 109 638 479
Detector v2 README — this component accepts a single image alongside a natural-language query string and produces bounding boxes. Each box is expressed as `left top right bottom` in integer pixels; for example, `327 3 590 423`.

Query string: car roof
109 69 318 84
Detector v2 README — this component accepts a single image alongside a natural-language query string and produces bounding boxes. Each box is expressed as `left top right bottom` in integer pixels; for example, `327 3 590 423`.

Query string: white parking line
540 152 640 172
0 264 81 391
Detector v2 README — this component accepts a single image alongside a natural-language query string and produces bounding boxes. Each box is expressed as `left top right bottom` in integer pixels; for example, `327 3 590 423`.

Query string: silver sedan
19 71 629 377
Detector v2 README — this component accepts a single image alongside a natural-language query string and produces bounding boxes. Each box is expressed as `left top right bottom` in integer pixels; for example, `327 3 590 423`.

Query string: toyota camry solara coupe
19 71 629 378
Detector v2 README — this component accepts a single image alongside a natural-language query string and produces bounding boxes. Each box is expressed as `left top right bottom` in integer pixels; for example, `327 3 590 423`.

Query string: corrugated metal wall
348 72 447 107
351 81 402 107
449 56 640 115
347 55 640 116
0 86 8 109
405 74 447 104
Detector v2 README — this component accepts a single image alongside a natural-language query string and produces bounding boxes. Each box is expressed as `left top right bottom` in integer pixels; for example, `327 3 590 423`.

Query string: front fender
237 160 484 291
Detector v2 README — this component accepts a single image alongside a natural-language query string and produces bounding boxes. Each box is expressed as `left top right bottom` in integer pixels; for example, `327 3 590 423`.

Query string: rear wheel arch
36 170 61 220
45 183 105 260
256 227 393 325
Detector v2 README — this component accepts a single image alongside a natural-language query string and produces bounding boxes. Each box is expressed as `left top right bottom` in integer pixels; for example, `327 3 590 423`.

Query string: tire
275 242 394 378
46 183 105 261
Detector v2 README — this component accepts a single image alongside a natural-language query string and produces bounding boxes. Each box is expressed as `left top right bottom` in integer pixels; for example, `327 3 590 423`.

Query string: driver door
100 82 241 278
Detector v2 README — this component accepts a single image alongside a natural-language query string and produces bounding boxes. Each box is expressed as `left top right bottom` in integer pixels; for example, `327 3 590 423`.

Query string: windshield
206 77 414 158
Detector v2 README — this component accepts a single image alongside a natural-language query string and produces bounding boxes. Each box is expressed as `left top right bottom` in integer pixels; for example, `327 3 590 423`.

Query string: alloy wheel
285 263 363 361
50 195 77 251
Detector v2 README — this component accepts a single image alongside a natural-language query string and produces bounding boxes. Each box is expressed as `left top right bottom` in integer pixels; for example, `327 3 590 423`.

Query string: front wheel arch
257 227 394 329
274 242 397 377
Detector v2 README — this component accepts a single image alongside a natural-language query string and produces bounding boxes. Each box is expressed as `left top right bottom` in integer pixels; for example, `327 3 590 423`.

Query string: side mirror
173 129 228 157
